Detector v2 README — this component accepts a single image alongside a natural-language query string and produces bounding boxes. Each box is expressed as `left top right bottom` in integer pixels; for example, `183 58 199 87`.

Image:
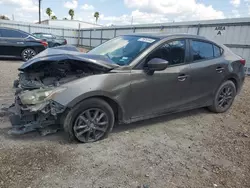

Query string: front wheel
208 80 236 113
21 48 36 61
63 98 115 143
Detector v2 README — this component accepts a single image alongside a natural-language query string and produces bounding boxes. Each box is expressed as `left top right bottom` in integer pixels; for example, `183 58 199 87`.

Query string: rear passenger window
191 40 213 61
213 45 222 57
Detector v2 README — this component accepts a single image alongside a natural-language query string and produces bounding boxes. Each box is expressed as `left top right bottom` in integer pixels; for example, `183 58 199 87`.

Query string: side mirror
146 58 168 72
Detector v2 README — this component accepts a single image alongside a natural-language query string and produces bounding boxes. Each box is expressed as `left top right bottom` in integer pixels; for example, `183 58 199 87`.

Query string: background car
0 27 48 61
32 33 67 48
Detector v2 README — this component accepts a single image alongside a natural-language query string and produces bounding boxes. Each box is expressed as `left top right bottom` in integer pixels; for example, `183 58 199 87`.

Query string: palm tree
69 9 74 20
46 8 52 19
0 15 10 20
51 15 57 20
94 12 99 23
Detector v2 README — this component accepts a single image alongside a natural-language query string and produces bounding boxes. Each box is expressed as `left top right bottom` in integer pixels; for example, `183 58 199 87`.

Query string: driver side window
147 39 186 66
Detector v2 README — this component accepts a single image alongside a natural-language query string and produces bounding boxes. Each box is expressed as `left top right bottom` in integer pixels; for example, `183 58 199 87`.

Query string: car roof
0 27 24 32
0 27 31 35
124 33 206 40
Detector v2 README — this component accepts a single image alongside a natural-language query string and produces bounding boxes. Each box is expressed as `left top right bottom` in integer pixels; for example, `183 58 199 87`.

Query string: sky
0 0 250 25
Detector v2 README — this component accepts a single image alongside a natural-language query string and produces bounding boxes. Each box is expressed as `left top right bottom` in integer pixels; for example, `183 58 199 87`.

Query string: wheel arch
223 74 240 92
228 77 238 91
67 94 125 123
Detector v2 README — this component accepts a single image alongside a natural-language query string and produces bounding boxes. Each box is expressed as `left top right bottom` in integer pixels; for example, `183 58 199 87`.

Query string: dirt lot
0 60 249 188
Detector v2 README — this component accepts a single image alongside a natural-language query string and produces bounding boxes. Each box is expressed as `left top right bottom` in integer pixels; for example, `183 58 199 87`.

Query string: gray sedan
32 32 67 47
9 33 245 143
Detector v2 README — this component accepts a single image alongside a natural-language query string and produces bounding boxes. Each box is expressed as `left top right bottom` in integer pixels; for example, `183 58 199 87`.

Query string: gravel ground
0 60 249 188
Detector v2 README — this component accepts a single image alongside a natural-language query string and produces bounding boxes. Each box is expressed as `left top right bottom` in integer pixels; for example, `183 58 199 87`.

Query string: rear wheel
21 48 36 61
63 98 115 143
208 80 236 113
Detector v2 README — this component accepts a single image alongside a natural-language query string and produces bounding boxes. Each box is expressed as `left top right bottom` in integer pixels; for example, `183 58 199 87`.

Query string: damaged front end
8 46 115 135
9 88 66 135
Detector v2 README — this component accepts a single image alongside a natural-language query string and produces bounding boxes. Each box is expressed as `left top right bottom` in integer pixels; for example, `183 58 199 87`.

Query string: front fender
66 90 122 108
52 72 131 119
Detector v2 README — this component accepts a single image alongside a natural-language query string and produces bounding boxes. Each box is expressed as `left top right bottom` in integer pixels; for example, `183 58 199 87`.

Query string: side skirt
121 104 210 124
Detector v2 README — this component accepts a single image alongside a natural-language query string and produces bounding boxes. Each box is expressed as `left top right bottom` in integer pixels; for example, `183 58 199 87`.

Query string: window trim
189 39 223 63
134 38 189 69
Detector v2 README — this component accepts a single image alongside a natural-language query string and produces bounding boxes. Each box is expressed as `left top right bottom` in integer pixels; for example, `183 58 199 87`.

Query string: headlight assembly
19 87 66 105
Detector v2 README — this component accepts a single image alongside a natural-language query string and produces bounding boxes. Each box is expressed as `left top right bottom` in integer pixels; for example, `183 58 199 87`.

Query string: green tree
69 9 74 20
46 8 52 19
94 12 99 23
51 15 57 20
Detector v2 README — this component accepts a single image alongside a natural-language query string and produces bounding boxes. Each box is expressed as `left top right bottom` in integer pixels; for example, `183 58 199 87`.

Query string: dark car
9 34 245 143
32 32 67 48
0 27 48 61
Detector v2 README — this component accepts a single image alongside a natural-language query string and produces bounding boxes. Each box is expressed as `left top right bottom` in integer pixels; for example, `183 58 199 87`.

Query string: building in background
39 19 102 29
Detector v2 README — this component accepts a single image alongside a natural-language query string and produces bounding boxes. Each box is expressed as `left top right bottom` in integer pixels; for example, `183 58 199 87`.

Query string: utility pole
39 0 41 24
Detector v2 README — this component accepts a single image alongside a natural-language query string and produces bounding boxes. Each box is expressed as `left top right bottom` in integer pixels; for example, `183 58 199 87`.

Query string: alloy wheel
73 108 109 142
22 49 36 61
217 86 234 109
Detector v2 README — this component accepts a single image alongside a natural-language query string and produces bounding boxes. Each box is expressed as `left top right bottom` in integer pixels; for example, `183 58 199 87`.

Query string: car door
129 39 192 120
0 29 28 56
188 39 227 106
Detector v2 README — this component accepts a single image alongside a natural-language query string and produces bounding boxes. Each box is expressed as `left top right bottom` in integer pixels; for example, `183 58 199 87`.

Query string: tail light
40 40 48 48
64 39 67 44
240 59 246 66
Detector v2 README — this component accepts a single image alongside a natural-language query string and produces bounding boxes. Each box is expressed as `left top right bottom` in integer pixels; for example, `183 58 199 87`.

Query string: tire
21 48 36 61
208 80 236 113
13 79 19 88
63 98 115 143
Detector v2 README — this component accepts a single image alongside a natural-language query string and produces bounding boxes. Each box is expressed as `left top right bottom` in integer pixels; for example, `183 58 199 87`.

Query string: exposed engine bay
7 46 115 136
16 60 103 89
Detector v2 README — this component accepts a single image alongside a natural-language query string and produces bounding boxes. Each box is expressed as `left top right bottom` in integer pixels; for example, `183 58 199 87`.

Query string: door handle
216 67 224 73
178 74 188 81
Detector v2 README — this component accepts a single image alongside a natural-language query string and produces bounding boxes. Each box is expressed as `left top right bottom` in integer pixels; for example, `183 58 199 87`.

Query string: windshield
88 35 158 66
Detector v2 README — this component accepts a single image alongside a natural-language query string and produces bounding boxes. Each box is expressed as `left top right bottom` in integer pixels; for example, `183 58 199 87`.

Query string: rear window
213 45 222 57
0 29 29 38
42 34 54 39
32 33 42 38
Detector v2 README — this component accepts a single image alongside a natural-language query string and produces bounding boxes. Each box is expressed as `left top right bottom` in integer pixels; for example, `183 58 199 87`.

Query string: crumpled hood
19 45 118 72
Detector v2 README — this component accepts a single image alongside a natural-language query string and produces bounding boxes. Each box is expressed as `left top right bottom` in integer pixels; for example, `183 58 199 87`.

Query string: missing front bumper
9 115 56 135
8 99 66 135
